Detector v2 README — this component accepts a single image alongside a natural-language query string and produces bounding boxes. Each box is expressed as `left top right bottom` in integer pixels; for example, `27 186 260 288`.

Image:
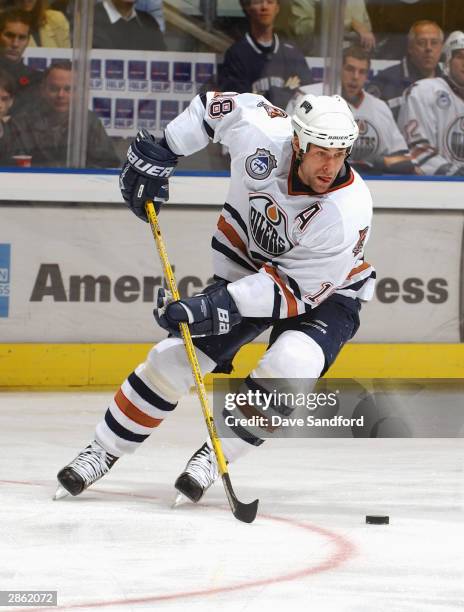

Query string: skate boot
54 441 118 500
174 442 219 504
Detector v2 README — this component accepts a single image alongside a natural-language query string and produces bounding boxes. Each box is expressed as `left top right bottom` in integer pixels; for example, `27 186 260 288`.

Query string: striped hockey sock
96 366 178 456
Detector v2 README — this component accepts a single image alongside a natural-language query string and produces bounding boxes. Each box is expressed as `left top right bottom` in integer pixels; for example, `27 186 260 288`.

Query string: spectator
342 45 414 173
219 0 312 110
135 0 165 33
0 68 14 143
341 45 413 174
93 0 166 51
287 45 415 174
0 9 42 115
12 0 70 47
5 61 120 167
398 31 464 176
275 0 375 55
345 0 375 53
273 0 316 54
366 0 444 59
367 20 444 120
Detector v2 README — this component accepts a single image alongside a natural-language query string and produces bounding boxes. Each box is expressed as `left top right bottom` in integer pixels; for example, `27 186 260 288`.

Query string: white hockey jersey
165 92 375 320
287 83 409 164
397 77 464 175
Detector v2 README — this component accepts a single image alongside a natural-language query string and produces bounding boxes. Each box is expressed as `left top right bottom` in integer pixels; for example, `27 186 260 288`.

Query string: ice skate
174 442 219 505
54 441 118 500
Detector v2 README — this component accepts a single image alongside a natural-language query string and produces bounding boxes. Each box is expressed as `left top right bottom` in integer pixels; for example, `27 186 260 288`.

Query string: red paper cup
13 155 32 167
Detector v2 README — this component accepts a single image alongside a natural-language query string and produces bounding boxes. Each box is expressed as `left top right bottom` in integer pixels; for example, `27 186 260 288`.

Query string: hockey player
287 45 415 174
398 31 464 176
55 92 375 505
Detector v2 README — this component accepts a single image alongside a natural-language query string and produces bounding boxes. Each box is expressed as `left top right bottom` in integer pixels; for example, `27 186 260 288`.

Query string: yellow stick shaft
145 201 228 476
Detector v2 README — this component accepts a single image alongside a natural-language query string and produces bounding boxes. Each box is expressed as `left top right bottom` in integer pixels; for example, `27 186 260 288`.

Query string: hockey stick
145 200 259 524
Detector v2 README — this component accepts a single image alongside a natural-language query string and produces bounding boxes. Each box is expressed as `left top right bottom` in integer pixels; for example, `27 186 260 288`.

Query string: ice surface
0 391 463 612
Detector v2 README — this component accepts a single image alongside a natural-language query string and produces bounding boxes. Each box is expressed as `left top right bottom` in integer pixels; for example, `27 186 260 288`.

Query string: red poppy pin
19 76 30 86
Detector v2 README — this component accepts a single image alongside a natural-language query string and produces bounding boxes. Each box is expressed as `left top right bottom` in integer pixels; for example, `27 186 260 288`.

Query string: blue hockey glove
119 129 178 222
154 281 242 337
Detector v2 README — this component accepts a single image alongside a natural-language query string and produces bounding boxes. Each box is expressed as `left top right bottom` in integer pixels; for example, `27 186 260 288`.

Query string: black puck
366 515 389 524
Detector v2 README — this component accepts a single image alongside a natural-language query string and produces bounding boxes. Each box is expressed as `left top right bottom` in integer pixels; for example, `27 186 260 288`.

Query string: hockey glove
119 129 178 222
154 281 242 337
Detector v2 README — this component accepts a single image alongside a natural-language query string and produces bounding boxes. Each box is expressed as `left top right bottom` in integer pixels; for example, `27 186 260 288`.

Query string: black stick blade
233 498 259 524
222 473 259 524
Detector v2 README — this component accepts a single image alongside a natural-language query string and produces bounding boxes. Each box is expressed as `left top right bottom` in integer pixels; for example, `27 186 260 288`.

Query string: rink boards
1 342 464 387
1 203 463 385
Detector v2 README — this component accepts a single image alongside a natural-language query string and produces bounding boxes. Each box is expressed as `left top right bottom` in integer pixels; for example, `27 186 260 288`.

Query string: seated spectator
12 0 70 47
367 20 444 120
275 0 375 56
219 0 312 110
135 0 165 33
347 0 375 52
0 9 42 115
273 0 316 54
398 31 464 176
0 68 14 140
4 61 120 167
287 45 415 174
93 0 166 51
366 0 445 60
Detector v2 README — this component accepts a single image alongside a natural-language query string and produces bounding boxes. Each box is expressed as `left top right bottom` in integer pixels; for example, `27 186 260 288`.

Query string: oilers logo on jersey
446 116 464 162
249 194 293 256
245 148 278 180
351 119 380 161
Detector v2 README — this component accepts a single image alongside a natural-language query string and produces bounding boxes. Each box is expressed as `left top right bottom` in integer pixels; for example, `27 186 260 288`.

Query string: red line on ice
1 479 357 611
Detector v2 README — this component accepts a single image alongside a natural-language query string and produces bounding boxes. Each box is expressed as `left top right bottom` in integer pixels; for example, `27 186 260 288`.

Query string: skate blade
53 484 70 500
171 492 188 508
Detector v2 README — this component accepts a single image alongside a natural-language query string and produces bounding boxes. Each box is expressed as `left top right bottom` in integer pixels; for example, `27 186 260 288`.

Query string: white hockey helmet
443 30 464 76
291 94 359 153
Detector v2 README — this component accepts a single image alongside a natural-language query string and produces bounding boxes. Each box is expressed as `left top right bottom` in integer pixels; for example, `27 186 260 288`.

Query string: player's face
449 50 464 87
296 143 347 193
246 0 279 28
42 69 72 114
0 86 13 119
408 24 443 74
342 56 369 100
0 21 30 62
